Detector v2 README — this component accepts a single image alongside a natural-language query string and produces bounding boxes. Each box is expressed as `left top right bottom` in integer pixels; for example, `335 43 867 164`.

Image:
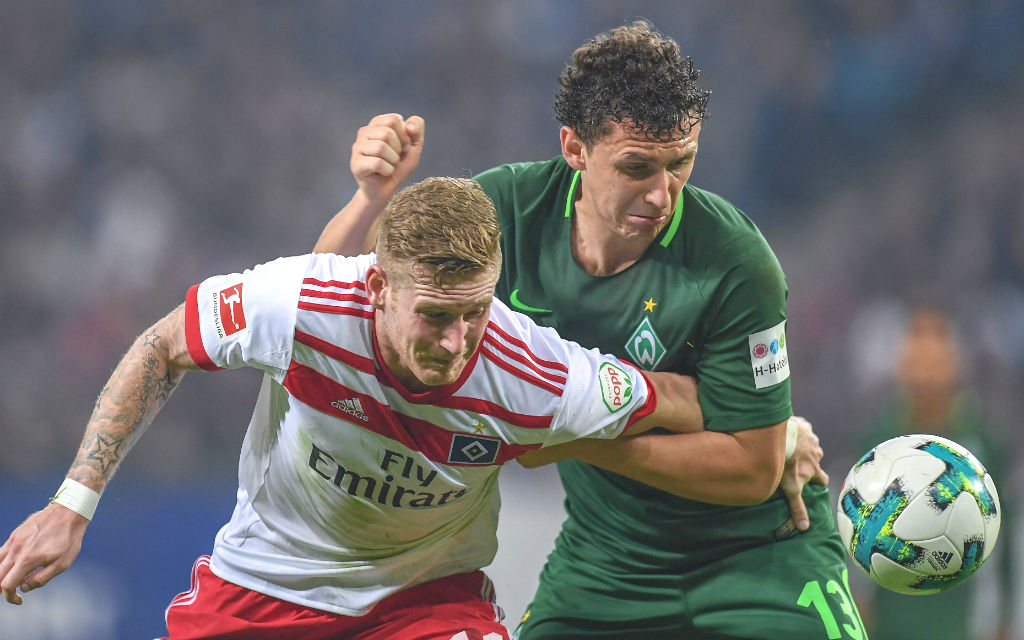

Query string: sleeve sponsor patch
598 361 633 413
747 320 789 389
213 282 247 341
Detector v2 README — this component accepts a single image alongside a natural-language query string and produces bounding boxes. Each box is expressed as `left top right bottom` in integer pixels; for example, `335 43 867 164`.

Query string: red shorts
162 556 509 640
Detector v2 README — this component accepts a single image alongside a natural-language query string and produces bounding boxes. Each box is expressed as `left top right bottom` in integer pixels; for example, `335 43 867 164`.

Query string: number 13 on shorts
797 568 868 640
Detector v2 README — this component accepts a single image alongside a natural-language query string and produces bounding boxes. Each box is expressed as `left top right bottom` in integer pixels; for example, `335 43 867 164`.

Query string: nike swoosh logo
509 289 553 314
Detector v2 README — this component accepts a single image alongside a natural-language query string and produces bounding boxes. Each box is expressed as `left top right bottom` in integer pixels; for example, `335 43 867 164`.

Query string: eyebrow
416 298 492 314
619 152 655 163
617 149 696 165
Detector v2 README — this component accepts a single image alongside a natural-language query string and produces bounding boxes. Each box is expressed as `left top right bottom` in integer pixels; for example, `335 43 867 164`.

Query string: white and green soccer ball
836 434 1001 595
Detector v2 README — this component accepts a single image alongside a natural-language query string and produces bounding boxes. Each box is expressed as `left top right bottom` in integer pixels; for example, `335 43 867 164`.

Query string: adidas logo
931 550 954 570
331 397 369 422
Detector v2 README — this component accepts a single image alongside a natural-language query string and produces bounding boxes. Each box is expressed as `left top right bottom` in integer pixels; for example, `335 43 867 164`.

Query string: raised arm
314 113 424 255
0 304 199 604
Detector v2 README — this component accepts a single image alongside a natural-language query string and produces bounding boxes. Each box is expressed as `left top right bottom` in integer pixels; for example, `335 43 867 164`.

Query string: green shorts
513 485 868 640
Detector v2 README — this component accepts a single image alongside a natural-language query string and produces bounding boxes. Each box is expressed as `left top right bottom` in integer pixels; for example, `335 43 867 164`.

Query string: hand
0 504 89 604
351 113 425 206
780 416 829 532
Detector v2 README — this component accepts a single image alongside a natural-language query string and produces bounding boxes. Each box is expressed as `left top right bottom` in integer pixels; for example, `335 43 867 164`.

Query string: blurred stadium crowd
1 0 1022 530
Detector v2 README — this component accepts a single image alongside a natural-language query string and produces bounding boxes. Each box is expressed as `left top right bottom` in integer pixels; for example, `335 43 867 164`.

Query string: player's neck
570 208 652 277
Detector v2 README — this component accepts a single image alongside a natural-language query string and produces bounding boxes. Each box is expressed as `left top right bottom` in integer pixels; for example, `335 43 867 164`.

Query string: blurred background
0 1 1021 638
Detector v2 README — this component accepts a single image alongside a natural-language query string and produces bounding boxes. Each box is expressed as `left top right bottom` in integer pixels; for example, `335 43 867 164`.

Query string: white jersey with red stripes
182 252 654 616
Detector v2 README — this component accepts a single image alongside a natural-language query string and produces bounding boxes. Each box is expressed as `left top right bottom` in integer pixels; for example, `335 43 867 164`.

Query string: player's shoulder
486 296 545 340
684 184 761 237
474 156 573 198
474 157 574 235
486 297 574 360
302 252 377 282
680 184 781 267
236 253 374 306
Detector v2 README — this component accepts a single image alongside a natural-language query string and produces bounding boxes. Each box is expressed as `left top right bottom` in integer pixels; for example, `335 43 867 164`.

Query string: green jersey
477 155 793 526
476 157 859 639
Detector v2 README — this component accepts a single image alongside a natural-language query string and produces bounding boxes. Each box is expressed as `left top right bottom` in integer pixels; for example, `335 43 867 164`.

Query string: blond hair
376 177 501 287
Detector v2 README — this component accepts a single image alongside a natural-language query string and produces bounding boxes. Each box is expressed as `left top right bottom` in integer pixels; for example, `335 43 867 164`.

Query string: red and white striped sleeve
184 254 313 375
487 302 654 447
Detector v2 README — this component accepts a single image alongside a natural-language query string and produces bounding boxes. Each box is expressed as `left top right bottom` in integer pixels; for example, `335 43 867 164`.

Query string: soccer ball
836 434 1000 595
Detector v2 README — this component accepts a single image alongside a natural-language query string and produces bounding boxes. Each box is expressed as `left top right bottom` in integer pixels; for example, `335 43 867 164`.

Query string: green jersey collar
563 170 685 247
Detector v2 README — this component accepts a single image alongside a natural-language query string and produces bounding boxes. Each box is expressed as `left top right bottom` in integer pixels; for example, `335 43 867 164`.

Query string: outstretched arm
520 422 788 506
521 375 825 524
576 423 785 504
314 113 424 255
627 370 704 435
0 304 198 604
517 370 709 475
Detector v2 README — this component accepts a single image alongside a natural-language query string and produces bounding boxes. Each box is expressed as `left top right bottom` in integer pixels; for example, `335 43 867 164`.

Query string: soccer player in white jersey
0 177 705 640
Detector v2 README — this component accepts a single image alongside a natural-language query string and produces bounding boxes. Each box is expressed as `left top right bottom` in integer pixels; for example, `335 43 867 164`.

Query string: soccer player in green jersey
317 20 863 640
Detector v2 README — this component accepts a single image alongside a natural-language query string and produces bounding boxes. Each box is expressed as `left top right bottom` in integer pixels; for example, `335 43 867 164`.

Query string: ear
366 264 388 309
560 126 587 171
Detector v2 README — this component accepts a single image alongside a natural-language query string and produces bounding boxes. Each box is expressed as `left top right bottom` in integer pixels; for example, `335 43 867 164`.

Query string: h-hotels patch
747 320 789 389
213 283 247 341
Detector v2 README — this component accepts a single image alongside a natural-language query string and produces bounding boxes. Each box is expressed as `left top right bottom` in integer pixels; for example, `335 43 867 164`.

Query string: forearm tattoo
68 306 185 487
84 433 125 477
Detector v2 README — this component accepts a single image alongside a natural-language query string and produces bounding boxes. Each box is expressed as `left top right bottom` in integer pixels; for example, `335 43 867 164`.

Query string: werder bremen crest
625 316 667 370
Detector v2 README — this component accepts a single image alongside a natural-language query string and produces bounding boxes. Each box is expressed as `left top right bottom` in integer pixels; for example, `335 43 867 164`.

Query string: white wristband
785 418 799 461
50 478 101 521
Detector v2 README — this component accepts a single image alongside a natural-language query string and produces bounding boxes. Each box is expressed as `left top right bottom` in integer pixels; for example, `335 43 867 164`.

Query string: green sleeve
696 237 793 431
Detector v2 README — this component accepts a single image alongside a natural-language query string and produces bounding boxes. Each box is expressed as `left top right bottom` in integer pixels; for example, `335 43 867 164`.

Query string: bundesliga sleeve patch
748 320 789 389
213 282 247 341
597 361 633 413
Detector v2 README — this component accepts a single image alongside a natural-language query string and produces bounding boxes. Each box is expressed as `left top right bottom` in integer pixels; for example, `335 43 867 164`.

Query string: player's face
370 262 497 392
573 120 700 242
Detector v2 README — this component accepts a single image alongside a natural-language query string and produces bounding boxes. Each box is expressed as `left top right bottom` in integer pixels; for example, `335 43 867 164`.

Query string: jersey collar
563 169 685 248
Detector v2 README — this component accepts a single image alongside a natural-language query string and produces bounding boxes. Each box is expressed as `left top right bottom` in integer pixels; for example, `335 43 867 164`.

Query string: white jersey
183 252 655 615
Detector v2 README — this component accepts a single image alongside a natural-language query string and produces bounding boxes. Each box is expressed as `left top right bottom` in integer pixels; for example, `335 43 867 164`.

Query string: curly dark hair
555 20 710 146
